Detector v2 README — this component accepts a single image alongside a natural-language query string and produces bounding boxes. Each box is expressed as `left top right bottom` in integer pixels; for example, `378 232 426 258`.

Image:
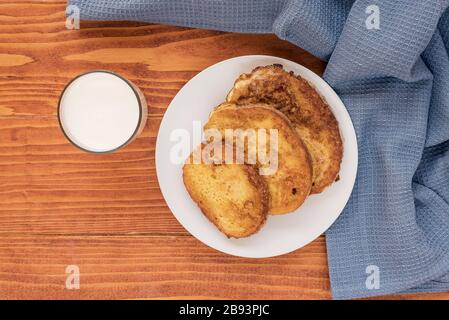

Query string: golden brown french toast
183 144 269 238
205 103 313 214
227 64 343 194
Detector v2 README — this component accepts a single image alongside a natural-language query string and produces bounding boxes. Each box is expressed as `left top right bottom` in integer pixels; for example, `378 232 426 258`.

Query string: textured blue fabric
68 0 449 299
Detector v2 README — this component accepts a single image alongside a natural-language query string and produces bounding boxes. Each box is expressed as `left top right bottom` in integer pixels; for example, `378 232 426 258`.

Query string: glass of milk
58 71 147 153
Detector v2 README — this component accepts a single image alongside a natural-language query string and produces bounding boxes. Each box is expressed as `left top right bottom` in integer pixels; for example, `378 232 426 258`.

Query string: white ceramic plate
156 55 358 258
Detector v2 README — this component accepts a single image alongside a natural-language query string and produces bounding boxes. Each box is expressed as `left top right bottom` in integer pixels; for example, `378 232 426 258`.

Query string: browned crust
182 144 269 238
205 103 313 214
238 164 269 236
228 103 314 185
227 64 343 194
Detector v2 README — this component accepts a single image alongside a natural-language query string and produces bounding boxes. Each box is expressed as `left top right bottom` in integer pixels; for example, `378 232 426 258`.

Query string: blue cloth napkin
68 0 449 299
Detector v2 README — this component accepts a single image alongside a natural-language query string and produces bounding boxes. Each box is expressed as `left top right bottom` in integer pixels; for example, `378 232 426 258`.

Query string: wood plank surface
0 0 447 300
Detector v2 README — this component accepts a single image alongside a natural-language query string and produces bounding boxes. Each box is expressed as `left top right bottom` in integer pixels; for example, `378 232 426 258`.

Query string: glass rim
57 70 145 154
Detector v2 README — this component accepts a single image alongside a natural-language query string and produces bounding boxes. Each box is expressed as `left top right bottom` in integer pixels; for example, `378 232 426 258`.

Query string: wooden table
0 1 447 300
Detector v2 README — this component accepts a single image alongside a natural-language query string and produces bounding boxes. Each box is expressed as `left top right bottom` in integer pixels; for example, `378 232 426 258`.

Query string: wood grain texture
0 1 447 300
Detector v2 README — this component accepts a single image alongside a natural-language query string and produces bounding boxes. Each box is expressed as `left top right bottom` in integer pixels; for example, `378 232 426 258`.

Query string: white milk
59 71 146 153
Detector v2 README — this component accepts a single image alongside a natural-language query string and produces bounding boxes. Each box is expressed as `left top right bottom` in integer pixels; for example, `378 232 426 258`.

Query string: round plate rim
155 55 358 258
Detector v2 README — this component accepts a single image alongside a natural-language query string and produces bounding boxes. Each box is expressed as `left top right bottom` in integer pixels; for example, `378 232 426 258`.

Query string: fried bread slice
227 64 343 194
183 143 269 238
205 103 313 214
